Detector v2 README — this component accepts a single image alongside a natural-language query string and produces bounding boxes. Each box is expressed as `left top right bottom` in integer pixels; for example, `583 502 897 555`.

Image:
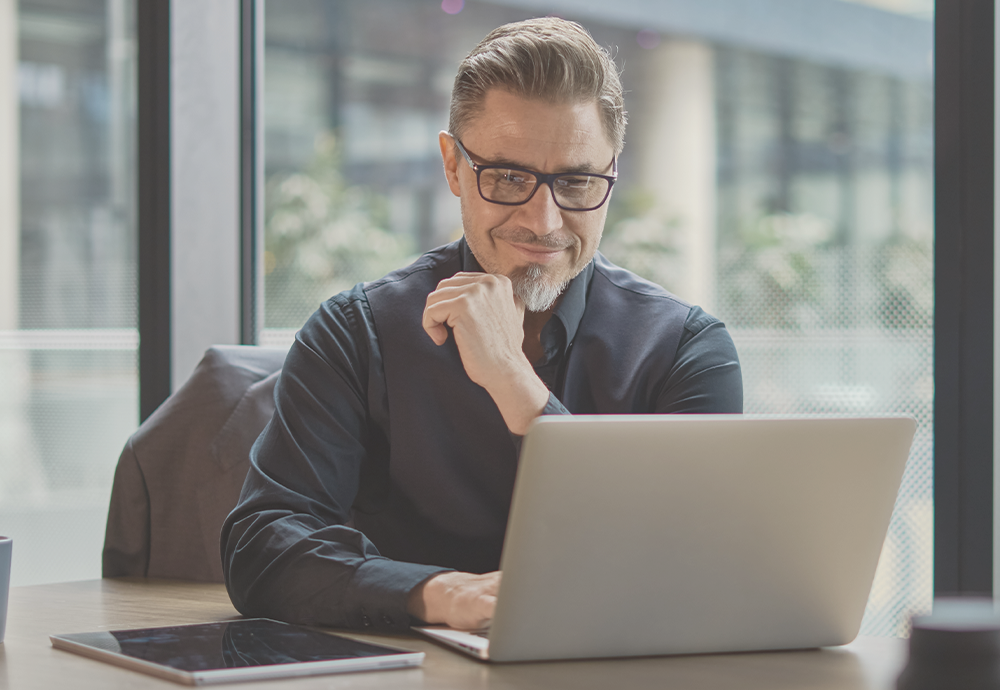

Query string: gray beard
509 263 569 313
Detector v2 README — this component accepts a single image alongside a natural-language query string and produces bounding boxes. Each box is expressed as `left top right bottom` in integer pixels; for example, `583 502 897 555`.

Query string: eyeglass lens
478 168 610 210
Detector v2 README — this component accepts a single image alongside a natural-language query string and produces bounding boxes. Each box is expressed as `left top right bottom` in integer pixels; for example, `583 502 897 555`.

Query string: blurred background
0 0 933 637
0 0 138 591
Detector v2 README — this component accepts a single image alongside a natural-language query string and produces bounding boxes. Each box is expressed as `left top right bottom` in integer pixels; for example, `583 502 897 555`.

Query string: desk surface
1 579 906 689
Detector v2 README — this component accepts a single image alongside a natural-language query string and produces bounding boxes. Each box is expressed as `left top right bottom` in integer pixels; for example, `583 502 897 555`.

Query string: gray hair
449 17 627 155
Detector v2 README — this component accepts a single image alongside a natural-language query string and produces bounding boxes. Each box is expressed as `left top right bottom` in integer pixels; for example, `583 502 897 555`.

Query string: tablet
50 618 424 686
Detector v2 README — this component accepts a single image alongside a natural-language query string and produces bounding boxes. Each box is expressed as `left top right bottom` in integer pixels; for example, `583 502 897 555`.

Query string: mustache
491 227 575 250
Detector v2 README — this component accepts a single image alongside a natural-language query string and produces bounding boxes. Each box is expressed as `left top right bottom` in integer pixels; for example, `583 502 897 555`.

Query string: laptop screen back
488 415 915 662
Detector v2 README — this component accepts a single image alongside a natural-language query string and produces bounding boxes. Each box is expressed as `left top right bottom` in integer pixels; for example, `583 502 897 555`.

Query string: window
0 0 137 585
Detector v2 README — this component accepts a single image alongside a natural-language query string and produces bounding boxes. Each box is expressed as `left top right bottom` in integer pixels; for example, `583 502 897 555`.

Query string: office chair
102 345 286 582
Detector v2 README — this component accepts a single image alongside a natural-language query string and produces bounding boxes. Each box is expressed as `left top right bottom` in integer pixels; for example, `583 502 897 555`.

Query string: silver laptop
415 414 915 662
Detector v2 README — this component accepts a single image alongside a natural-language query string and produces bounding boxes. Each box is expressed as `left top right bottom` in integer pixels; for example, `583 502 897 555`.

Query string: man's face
439 89 615 311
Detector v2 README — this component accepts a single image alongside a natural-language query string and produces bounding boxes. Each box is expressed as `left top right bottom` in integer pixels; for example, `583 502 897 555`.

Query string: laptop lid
483 415 914 662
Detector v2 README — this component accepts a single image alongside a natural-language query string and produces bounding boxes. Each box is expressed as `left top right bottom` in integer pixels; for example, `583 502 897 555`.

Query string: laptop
415 414 915 662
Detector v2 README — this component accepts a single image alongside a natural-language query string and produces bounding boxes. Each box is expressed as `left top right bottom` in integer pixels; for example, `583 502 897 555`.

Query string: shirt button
382 615 394 626
362 614 373 627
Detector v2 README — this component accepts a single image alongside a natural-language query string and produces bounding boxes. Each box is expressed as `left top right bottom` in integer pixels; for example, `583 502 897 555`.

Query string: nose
515 182 564 236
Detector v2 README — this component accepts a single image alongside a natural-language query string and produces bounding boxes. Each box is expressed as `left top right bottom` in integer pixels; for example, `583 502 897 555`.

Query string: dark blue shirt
222 239 742 632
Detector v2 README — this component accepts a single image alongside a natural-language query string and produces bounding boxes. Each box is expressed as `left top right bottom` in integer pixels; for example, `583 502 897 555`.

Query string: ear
439 131 462 198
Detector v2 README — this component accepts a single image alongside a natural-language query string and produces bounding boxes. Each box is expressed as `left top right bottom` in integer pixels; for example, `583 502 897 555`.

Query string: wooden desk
1 579 906 689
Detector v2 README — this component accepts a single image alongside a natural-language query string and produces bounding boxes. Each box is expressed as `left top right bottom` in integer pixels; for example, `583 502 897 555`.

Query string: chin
509 263 571 313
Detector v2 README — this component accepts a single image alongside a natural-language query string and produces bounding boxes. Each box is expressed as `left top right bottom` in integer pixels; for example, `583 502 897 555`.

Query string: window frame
934 0 995 596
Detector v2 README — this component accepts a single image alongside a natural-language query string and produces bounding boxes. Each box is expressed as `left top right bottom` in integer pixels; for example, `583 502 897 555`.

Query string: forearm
219 293 452 631
483 358 552 435
223 471 448 631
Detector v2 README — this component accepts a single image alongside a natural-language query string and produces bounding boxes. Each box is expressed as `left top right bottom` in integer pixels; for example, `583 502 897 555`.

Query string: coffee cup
896 598 1000 690
0 537 10 644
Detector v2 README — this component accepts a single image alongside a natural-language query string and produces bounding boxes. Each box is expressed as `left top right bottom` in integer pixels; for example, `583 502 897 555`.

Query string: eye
555 176 592 189
499 170 530 185
482 168 532 187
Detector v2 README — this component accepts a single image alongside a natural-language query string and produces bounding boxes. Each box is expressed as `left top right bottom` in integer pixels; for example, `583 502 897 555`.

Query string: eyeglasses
453 137 617 212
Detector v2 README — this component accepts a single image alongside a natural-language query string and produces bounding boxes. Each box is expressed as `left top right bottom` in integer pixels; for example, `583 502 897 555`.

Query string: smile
505 241 569 265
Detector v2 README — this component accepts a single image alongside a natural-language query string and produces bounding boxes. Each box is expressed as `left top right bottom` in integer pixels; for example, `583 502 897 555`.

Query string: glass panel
711 49 933 636
0 0 137 586
262 0 933 635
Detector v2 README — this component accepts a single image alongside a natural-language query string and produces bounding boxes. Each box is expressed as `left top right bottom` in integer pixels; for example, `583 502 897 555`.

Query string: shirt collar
551 260 592 347
458 237 593 351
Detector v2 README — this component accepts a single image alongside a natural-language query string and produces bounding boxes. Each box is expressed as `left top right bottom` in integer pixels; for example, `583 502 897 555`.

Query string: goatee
509 263 569 313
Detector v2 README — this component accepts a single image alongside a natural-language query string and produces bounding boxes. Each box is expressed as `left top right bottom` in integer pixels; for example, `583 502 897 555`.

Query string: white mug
0 537 10 644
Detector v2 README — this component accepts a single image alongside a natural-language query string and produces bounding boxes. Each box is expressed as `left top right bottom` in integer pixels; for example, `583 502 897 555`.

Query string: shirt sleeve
510 392 570 453
221 290 448 633
655 306 743 413
536 305 742 418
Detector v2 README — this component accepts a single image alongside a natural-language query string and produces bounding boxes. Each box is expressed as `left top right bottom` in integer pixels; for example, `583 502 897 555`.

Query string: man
222 17 741 633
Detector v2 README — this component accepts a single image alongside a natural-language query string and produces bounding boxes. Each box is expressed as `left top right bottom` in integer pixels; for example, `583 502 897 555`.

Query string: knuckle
477 274 499 289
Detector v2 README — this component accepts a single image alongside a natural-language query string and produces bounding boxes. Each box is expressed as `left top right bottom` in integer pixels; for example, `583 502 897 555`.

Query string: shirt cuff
541 391 571 416
344 557 451 632
509 392 571 455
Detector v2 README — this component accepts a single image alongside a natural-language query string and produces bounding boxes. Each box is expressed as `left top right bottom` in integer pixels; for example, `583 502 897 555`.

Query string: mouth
503 241 570 265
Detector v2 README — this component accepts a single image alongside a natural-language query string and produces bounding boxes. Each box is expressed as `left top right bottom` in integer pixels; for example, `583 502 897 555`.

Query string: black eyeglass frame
452 136 618 212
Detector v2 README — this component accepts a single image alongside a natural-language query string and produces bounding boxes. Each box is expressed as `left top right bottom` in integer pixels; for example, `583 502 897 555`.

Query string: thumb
512 291 526 318
424 322 450 346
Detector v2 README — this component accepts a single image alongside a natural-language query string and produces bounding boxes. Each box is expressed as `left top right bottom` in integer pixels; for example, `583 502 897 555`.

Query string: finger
429 277 513 315
421 303 452 346
435 273 495 290
422 294 468 331
464 593 496 624
435 272 510 293
477 594 498 624
483 578 501 596
424 321 449 346
422 292 479 345
425 283 481 309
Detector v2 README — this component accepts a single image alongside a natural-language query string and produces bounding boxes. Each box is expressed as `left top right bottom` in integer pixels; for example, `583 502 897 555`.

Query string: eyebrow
470 149 607 175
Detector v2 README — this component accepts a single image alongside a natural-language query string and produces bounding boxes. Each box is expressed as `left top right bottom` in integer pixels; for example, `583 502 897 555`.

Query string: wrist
485 358 550 436
407 573 444 623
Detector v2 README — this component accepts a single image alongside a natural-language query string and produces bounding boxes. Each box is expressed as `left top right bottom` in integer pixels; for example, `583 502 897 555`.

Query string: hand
422 273 549 434
407 571 501 630
423 272 525 387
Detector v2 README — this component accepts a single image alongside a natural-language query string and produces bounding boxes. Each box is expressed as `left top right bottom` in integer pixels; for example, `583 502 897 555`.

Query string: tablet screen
52 618 422 681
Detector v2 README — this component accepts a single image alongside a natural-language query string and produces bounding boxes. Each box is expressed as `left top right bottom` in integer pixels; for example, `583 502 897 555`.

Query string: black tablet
50 618 424 686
